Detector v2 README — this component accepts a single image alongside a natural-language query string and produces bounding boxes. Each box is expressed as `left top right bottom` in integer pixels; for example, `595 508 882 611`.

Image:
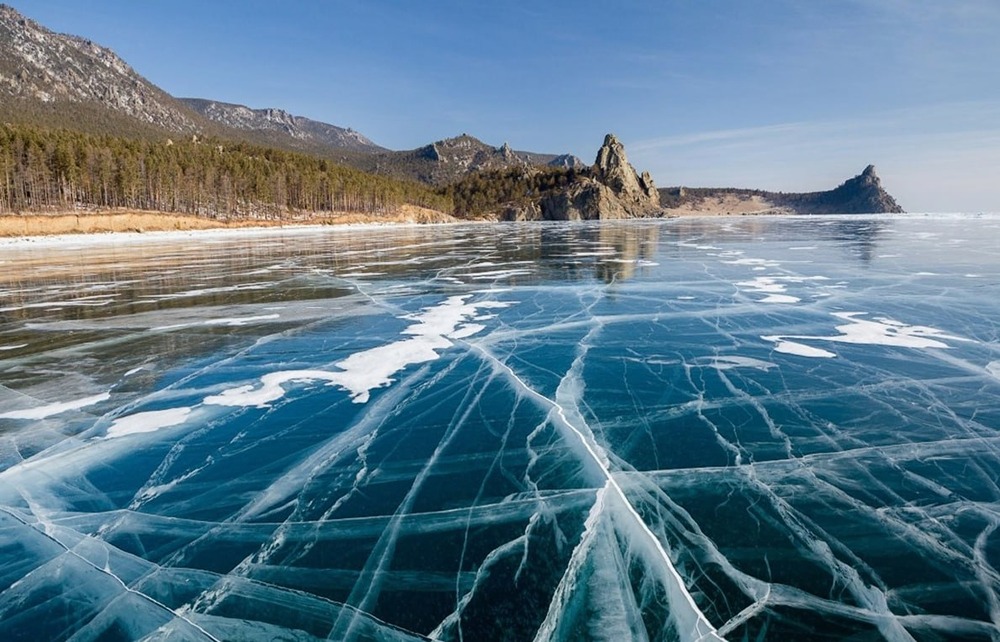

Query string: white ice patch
725 257 782 268
467 269 533 280
0 296 116 313
606 259 659 267
825 312 968 349
204 370 341 408
697 356 778 371
986 361 1000 380
105 407 191 438
737 275 826 303
202 314 280 327
760 294 800 304
153 314 280 331
0 344 28 351
205 295 510 405
142 283 270 301
737 276 788 294
762 312 968 359
765 338 837 359
0 392 111 419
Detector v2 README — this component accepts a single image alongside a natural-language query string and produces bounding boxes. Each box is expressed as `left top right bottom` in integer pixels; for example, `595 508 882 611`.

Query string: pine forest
0 124 452 219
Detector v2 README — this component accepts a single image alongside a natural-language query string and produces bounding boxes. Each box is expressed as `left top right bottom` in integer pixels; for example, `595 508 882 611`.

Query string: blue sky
14 0 1000 211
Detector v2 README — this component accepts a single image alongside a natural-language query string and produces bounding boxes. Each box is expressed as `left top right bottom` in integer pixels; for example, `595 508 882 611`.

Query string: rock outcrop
593 134 659 206
504 133 661 221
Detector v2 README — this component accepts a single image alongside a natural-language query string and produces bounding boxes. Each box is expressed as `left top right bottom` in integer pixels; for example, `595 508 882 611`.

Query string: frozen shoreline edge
0 220 463 250
1 211 995 250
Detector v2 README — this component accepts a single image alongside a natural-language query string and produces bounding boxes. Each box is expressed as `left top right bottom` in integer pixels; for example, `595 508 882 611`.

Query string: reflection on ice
1 216 999 641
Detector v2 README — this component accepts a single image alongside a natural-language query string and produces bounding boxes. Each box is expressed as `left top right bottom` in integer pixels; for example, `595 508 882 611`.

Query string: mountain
659 165 905 215
179 98 385 154
0 3 204 136
340 133 585 185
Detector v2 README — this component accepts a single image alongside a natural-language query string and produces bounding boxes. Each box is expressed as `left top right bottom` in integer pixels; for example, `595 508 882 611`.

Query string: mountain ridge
344 133 586 185
0 4 576 182
179 97 386 154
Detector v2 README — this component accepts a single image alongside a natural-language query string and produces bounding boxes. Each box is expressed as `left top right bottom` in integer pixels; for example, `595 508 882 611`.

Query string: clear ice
1 216 999 641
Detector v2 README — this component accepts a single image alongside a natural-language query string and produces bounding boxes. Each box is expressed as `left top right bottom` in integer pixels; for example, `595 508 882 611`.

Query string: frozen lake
1 216 999 641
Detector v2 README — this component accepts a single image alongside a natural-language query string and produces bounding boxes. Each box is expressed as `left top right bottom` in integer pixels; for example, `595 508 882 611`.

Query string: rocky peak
592 133 659 208
504 134 663 222
0 4 200 131
829 165 902 213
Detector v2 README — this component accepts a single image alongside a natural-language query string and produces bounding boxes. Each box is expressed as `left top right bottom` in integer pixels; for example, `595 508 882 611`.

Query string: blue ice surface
1 215 999 641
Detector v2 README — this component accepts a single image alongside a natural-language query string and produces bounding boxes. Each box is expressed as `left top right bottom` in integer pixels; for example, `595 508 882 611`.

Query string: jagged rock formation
0 3 202 133
594 134 659 203
180 98 385 153
592 134 659 209
503 133 661 221
659 165 905 215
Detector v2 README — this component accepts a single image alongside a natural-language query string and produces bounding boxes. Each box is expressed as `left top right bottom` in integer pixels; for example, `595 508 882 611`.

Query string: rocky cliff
503 133 661 221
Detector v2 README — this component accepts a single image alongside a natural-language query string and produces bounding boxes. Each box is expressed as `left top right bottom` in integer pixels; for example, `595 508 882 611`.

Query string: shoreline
0 206 456 246
0 210 991 250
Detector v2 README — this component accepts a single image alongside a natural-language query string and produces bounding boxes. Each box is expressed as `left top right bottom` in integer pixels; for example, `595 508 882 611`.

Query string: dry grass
662 194 790 217
0 206 456 238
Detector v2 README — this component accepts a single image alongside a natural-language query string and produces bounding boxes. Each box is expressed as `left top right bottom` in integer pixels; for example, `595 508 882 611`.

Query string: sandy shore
0 206 455 240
